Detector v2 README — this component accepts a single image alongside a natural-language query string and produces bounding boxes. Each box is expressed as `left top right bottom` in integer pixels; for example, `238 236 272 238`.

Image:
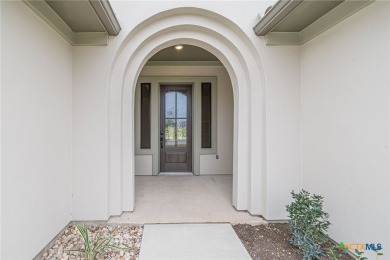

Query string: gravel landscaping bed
42 223 354 260
233 223 354 260
41 225 143 260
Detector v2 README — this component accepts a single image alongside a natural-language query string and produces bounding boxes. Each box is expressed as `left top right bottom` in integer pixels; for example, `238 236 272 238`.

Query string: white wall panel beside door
135 155 153 175
200 155 232 175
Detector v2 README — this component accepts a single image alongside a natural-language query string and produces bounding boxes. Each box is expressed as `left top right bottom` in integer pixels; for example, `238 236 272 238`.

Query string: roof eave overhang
253 0 303 36
23 0 121 46
254 0 375 45
89 0 121 36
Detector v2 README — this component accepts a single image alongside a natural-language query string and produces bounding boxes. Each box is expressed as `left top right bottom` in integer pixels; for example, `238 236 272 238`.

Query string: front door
160 84 192 172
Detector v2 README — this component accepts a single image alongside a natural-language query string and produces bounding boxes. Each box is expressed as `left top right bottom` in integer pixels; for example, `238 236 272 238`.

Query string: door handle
160 132 164 148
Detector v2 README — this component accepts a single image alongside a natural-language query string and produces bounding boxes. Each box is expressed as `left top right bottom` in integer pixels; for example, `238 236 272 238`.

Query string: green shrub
286 190 330 259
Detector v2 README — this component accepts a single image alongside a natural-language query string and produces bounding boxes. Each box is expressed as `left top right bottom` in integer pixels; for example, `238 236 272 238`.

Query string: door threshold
158 172 194 176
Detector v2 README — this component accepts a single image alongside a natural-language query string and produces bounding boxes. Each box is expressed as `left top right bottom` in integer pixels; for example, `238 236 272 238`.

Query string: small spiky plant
67 225 130 260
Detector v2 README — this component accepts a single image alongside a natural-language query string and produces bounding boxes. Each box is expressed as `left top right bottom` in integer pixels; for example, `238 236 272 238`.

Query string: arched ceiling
149 45 219 62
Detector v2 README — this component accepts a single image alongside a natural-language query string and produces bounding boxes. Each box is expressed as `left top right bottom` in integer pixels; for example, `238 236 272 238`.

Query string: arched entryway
108 7 265 217
119 44 239 223
134 45 233 177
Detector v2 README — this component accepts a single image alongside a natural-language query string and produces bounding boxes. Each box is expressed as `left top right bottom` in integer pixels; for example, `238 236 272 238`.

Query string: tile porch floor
108 174 265 224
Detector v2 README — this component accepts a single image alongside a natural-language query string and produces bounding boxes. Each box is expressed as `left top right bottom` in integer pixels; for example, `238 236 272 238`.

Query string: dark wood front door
160 85 192 172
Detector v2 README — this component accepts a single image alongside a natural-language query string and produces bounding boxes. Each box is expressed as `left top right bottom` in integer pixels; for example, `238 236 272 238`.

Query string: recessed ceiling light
175 45 183 50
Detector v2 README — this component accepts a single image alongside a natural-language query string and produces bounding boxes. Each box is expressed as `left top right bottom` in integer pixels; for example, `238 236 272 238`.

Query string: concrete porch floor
108 174 266 224
139 224 252 259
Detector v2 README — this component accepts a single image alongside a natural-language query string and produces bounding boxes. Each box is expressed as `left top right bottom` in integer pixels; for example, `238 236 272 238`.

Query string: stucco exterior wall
301 1 390 258
262 46 302 219
71 47 111 220
1 2 72 259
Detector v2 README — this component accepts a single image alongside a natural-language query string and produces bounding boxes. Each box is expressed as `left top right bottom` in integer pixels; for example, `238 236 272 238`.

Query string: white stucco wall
262 46 302 219
301 1 390 258
72 46 110 220
1 2 72 259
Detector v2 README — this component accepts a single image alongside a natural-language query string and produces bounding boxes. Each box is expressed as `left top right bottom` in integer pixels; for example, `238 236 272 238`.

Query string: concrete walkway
139 224 252 260
108 175 265 224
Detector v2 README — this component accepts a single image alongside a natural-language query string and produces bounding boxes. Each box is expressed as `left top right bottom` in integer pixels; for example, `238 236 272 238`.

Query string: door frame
134 76 217 176
159 84 193 172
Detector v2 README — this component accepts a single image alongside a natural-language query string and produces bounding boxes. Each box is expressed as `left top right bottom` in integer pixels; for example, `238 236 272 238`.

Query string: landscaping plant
286 189 331 259
354 249 367 260
67 225 130 260
374 249 383 260
353 249 383 260
325 244 343 260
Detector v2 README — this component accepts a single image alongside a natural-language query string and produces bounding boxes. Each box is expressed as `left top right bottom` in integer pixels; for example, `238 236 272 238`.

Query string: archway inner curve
123 35 249 212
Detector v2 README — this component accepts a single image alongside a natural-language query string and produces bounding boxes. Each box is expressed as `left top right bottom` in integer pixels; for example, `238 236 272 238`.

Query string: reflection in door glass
176 91 187 118
165 91 176 118
165 119 176 147
177 119 187 147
